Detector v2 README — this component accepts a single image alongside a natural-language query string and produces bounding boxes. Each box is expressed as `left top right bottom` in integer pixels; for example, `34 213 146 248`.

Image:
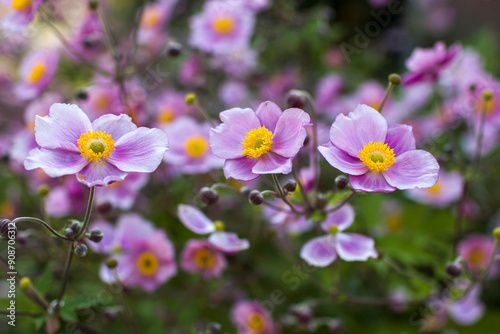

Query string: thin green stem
291 165 314 211
55 242 75 313
378 82 393 113
12 217 71 241
325 190 356 213
194 100 216 128
272 174 301 215
75 186 95 240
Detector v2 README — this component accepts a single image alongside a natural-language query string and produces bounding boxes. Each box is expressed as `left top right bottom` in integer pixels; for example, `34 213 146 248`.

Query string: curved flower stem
378 82 394 114
291 165 314 211
472 95 489 174
75 186 96 241
304 92 320 193
272 174 301 215
195 100 217 128
55 242 75 313
12 217 72 241
325 190 356 213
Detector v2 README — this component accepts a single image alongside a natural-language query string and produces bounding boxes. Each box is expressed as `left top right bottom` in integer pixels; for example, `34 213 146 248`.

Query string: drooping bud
290 305 313 324
283 180 297 192
64 228 74 238
19 277 31 290
75 244 88 257
185 93 196 105
388 73 401 85
89 228 104 243
248 190 264 205
199 187 218 205
0 219 16 240
285 89 307 109
445 262 462 278
69 220 82 234
106 257 118 269
335 175 349 189
166 41 182 57
240 186 251 196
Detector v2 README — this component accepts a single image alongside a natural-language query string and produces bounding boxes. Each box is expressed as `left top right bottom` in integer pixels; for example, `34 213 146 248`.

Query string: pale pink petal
383 150 439 189
271 108 310 158
92 114 137 142
107 127 168 173
177 204 215 235
34 103 92 149
255 101 282 132
24 148 87 177
385 125 416 156
350 172 395 193
318 142 368 175
208 232 249 253
335 232 377 261
321 204 355 232
300 235 337 267
76 162 128 187
223 157 258 181
252 152 292 175
329 104 387 157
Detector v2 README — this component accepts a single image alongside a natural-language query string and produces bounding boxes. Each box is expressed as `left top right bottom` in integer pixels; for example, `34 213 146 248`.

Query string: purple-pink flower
210 101 311 181
406 170 463 207
300 204 377 266
177 204 249 253
231 300 276 334
180 239 227 278
402 41 461 86
1 0 45 33
457 234 498 278
24 103 168 187
318 104 439 193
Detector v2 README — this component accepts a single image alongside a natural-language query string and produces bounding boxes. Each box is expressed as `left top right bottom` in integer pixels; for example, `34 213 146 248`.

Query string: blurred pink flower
180 239 227 278
232 300 276 334
405 170 463 208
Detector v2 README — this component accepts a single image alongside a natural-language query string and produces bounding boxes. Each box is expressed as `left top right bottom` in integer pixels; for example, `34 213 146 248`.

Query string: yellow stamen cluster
28 63 46 83
426 181 442 196
194 248 216 269
469 249 483 265
328 225 339 235
136 251 159 276
141 8 161 29
358 141 395 173
185 135 208 158
157 107 175 124
246 312 265 331
77 130 115 167
241 126 273 159
211 15 235 34
12 0 32 10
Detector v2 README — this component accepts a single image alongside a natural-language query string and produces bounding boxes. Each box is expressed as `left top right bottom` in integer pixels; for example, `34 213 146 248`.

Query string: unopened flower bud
37 184 50 197
285 89 307 109
290 305 313 324
199 187 218 205
240 186 251 196
167 41 182 57
88 0 99 10
106 257 118 269
249 190 264 205
89 228 103 243
207 322 221 333
493 227 500 240
75 89 88 100
64 228 74 238
70 220 82 234
445 262 462 278
283 180 297 192
185 93 196 105
335 175 349 189
482 89 493 101
75 244 88 257
315 194 327 210
388 73 401 85
19 277 31 290
0 219 16 240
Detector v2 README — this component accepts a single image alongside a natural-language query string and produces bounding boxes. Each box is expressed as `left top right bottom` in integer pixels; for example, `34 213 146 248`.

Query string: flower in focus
405 170 463 208
181 239 227 278
1 0 45 33
402 41 461 86
24 103 168 187
457 234 498 278
300 204 377 266
231 300 276 334
189 1 255 54
162 117 223 174
14 49 59 100
319 104 439 193
177 204 249 253
210 101 310 181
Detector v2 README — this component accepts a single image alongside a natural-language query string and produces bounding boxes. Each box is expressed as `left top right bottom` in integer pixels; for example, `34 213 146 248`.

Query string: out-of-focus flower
232 300 276 334
402 41 461 86
315 74 343 116
24 103 168 187
94 172 148 210
1 0 45 33
14 48 59 100
44 176 87 217
457 234 498 278
319 104 439 192
69 8 104 60
219 80 249 106
181 239 227 278
300 204 377 266
137 0 178 50
162 117 223 174
177 204 249 253
151 90 192 127
179 54 204 87
405 170 463 208
263 202 313 235
210 0 270 12
189 1 255 54
211 46 258 77
210 101 310 181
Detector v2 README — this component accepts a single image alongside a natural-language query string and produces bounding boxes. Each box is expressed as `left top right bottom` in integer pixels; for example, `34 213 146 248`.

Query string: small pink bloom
181 239 227 278
457 234 498 277
1 0 45 33
405 170 463 207
232 300 276 334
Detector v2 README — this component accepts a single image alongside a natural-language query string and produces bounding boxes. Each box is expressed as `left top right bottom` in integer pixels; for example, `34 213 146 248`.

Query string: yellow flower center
469 249 483 265
328 225 339 235
246 312 265 332
185 135 208 158
12 0 31 10
358 141 395 173
194 248 216 269
28 63 46 83
242 126 273 159
426 181 442 196
211 15 235 34
141 7 161 29
136 251 158 276
77 131 115 167
157 107 175 124
112 245 122 253
94 94 111 112
477 97 497 116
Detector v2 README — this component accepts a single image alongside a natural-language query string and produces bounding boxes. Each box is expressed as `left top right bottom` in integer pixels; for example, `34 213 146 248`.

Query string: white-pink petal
300 235 337 267
177 205 215 235
335 233 377 262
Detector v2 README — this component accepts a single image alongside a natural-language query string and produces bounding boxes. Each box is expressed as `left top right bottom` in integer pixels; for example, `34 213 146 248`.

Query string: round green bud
185 93 196 105
493 227 500 240
37 184 50 197
106 257 118 269
482 89 493 101
214 220 225 231
388 73 401 85
19 277 31 290
328 225 339 235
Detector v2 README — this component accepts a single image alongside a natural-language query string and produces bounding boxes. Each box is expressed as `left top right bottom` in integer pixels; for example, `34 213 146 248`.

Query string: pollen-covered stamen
13 0 32 10
241 126 273 159
77 130 115 167
358 141 395 173
185 135 208 158
246 312 265 331
328 225 339 235
136 251 158 276
211 15 235 34
194 248 216 269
